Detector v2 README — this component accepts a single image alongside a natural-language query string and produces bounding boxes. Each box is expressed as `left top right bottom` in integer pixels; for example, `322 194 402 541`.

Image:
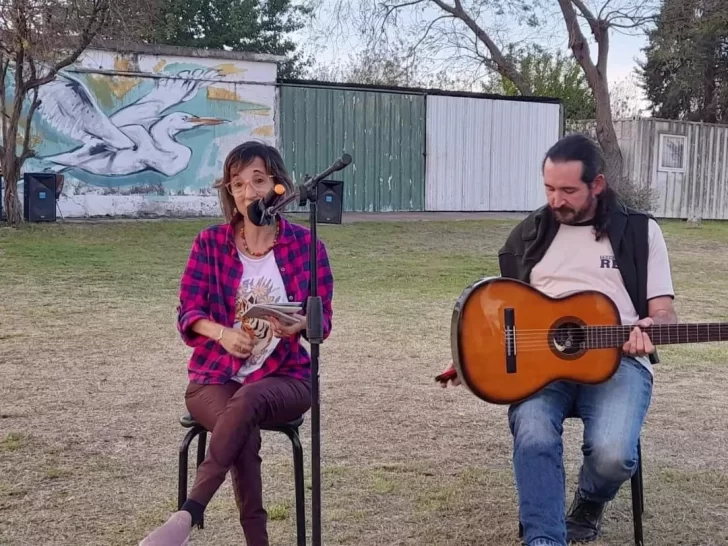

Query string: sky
606 33 649 81
297 0 651 92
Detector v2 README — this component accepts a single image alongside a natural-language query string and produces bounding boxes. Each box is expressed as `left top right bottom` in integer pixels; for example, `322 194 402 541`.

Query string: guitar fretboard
585 323 728 349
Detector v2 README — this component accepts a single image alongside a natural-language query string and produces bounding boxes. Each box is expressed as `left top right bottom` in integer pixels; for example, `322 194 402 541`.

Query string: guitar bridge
504 307 516 373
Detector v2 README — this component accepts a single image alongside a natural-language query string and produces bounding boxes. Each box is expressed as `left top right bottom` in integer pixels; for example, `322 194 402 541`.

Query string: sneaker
565 490 605 543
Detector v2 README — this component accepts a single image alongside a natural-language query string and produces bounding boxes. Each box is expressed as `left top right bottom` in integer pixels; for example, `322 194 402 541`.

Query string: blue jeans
508 357 653 546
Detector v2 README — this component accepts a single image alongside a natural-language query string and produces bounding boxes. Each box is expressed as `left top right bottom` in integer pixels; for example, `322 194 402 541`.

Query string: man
440 133 677 546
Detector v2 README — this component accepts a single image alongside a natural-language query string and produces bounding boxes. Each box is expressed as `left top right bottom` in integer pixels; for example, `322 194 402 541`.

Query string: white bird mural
36 68 228 177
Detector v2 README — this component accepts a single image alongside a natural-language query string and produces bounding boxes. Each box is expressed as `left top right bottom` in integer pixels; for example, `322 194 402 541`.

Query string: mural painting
14 48 278 217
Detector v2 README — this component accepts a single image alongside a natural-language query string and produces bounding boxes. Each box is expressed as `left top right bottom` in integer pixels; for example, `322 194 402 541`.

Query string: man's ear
591 173 606 196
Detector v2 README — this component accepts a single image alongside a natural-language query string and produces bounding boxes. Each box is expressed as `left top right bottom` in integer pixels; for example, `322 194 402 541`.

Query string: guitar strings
501 326 725 332
491 326 725 336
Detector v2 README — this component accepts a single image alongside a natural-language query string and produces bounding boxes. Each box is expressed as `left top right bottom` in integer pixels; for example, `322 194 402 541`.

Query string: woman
140 141 334 546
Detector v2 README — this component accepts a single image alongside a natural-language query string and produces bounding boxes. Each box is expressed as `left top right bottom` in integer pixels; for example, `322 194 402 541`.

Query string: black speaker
23 172 57 222
316 180 343 224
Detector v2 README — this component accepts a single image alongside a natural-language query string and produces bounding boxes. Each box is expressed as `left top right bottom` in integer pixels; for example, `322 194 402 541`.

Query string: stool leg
196 429 207 530
178 428 198 511
631 440 644 546
638 441 645 513
285 427 306 546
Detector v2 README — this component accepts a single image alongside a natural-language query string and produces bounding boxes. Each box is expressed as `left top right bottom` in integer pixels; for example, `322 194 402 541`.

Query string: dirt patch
0 218 727 545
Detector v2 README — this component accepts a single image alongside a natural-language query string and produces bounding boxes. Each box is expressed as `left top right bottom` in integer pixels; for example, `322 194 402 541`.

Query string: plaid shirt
177 214 334 385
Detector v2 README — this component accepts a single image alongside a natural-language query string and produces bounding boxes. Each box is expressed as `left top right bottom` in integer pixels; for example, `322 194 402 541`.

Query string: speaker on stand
23 172 59 222
316 180 344 224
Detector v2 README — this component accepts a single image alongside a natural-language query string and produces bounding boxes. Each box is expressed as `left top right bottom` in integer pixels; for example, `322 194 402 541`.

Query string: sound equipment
23 172 58 222
445 276 728 405
316 180 343 224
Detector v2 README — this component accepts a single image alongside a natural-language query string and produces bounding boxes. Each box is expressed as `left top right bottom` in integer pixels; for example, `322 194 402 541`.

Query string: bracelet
216 327 225 341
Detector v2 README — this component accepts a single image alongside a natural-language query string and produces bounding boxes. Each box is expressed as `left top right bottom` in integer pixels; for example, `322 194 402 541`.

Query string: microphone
258 153 354 219
246 183 286 226
296 153 352 207
304 154 352 188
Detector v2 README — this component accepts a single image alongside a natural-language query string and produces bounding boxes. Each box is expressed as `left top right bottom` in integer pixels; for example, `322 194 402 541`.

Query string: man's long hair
543 133 617 240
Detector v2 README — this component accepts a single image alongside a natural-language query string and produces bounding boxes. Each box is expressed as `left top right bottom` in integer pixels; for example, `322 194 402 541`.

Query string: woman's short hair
213 141 295 222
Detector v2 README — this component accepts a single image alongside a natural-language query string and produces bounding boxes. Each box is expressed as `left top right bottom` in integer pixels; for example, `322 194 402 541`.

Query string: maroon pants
185 375 311 546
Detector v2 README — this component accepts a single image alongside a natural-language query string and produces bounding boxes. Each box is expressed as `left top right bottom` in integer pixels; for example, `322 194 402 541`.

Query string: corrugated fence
568 118 728 220
278 83 426 212
278 81 563 213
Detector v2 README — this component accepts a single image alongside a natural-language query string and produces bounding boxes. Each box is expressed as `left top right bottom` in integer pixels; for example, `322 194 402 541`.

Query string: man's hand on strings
623 317 655 357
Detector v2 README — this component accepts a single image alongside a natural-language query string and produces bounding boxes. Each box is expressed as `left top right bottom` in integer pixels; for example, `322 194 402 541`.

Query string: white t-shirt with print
232 250 288 383
528 218 675 374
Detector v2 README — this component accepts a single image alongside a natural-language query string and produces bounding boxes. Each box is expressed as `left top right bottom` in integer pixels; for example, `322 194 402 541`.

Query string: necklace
240 219 279 257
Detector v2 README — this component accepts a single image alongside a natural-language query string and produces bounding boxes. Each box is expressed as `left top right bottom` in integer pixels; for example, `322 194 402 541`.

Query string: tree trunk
2 154 22 226
593 78 625 193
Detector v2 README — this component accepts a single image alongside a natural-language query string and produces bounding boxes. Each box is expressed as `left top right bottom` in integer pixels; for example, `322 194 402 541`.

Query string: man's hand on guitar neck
622 317 656 357
622 295 678 357
437 360 461 388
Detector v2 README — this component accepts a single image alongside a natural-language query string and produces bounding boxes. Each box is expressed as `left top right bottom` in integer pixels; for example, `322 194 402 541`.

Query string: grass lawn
1 214 728 546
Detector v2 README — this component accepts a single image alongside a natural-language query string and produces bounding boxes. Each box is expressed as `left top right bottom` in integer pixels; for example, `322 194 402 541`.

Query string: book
241 302 303 326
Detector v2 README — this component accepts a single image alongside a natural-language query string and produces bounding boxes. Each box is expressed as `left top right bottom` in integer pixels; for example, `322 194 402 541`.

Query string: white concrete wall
19 45 279 218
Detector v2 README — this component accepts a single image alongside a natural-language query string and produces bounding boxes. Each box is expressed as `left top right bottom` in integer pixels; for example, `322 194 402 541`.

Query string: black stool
518 439 645 545
177 413 307 546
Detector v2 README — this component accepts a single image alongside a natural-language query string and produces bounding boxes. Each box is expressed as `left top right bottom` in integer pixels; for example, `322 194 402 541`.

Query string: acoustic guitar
440 276 728 405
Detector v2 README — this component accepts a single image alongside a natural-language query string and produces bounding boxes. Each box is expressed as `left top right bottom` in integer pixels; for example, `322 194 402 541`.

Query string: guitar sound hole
550 321 586 357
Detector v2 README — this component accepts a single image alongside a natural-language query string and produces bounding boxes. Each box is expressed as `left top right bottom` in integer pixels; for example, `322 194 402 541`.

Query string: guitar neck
586 323 728 349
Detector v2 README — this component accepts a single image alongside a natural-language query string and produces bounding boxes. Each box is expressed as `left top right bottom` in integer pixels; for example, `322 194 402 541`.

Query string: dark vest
497 200 658 364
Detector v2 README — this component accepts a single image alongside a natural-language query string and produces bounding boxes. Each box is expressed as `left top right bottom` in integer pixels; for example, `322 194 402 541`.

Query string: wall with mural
18 45 278 218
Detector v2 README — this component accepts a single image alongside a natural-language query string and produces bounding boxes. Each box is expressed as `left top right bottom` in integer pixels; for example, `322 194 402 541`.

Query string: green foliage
482 46 595 120
149 0 313 78
639 0 728 123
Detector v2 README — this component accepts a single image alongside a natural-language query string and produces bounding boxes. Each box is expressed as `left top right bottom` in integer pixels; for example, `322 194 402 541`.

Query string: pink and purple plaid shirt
177 214 334 385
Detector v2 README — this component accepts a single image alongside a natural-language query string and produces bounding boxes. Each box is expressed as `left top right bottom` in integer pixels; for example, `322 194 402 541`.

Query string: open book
241 302 303 326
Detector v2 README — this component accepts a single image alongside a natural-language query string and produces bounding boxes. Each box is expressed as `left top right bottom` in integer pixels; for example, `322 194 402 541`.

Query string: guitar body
451 277 623 405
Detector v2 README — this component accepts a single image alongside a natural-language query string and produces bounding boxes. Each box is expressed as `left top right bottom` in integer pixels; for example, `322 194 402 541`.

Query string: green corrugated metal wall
278 84 426 212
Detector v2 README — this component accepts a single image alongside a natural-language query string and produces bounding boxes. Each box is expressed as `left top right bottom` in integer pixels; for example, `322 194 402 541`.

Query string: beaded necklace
239 218 279 257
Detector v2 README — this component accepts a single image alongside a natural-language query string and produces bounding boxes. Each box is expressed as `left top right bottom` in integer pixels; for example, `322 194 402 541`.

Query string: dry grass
1 215 727 546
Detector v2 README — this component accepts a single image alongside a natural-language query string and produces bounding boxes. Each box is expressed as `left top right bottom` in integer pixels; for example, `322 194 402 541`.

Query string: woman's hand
438 360 461 388
218 327 254 358
267 314 306 338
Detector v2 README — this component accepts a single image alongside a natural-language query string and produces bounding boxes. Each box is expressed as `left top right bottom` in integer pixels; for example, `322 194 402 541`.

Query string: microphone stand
266 154 351 546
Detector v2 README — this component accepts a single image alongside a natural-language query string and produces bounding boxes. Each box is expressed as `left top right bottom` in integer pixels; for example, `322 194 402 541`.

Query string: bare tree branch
26 0 110 89
557 0 600 85
426 0 531 93
409 14 456 53
598 0 616 20
571 0 599 32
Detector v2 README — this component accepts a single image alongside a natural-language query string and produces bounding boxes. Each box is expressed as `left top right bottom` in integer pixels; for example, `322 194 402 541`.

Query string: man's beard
551 194 595 225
